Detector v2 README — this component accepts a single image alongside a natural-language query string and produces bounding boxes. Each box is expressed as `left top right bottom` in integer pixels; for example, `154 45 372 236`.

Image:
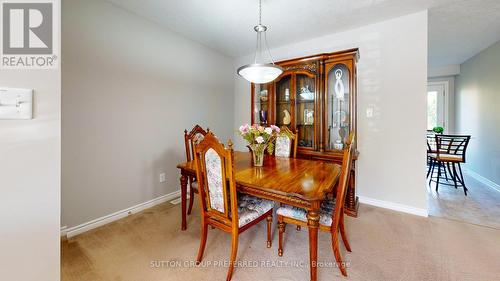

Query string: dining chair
274 126 298 158
428 134 471 195
276 132 355 277
427 132 453 182
193 132 274 281
275 126 301 231
184 125 210 215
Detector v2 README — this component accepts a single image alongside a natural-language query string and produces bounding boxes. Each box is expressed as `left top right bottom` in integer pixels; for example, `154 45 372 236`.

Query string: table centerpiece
238 124 280 166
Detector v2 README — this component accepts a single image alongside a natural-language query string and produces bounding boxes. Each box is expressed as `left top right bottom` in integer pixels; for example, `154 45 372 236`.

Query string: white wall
62 0 234 228
234 11 428 212
456 40 500 185
0 7 61 281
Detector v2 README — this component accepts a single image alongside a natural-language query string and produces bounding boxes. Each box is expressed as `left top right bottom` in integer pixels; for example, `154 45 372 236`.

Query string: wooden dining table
176 151 341 281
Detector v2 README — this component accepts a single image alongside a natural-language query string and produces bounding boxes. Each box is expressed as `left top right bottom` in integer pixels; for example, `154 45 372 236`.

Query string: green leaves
432 126 444 134
267 142 275 155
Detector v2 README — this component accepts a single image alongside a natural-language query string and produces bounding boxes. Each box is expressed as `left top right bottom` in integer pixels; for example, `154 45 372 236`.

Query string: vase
249 144 267 167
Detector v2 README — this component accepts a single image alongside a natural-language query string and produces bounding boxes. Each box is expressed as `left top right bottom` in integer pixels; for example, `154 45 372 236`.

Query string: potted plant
238 124 280 166
432 126 444 134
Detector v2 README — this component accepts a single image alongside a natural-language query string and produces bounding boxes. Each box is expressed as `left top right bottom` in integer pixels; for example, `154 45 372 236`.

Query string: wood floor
428 172 500 229
61 200 500 281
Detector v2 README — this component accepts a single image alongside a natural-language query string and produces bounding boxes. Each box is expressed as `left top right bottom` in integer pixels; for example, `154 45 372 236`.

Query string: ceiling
108 0 500 66
428 0 500 66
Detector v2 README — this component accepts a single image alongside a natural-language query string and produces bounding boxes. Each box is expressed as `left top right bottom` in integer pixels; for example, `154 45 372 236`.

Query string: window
427 82 447 131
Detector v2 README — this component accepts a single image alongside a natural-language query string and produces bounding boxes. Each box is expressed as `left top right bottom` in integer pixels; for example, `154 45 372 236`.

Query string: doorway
427 81 448 132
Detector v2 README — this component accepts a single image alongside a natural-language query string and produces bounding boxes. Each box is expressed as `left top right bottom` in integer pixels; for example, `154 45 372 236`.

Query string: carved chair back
184 125 209 162
193 132 238 228
331 132 355 232
274 126 298 158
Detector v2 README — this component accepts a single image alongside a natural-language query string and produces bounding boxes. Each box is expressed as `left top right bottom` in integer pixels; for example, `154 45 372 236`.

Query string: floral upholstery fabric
204 148 225 212
237 194 274 227
275 136 292 157
276 200 336 226
193 133 205 145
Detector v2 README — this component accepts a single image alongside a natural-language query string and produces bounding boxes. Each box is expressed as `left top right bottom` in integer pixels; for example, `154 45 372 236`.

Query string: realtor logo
1 1 58 69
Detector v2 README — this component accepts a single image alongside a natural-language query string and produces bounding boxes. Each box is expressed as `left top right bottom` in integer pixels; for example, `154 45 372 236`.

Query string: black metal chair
428 134 471 195
426 133 450 181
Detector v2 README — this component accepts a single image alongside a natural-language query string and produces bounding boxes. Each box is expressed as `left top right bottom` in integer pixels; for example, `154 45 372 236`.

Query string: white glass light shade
237 63 283 84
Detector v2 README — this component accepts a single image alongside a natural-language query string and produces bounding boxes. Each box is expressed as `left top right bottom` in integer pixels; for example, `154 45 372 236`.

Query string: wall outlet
159 172 166 183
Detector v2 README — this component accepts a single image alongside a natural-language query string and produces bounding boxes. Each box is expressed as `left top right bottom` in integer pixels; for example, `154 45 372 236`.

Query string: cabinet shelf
297 99 314 103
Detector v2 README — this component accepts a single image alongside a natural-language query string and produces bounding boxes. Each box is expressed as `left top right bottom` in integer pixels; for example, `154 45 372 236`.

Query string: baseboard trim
60 226 68 238
62 190 181 238
358 196 428 217
465 169 500 193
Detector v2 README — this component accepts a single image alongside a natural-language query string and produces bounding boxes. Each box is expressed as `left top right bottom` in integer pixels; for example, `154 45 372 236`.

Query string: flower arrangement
238 124 280 166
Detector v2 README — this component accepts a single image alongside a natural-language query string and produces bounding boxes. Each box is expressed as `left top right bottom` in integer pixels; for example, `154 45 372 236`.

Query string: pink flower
264 127 273 135
239 124 250 134
255 136 265 144
270 125 280 133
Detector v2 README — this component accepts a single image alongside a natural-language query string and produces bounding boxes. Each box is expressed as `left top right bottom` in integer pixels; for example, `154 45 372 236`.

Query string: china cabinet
250 48 360 216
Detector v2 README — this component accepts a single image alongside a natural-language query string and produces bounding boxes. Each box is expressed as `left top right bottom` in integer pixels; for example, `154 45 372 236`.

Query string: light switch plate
0 88 33 120
159 172 166 183
366 107 374 118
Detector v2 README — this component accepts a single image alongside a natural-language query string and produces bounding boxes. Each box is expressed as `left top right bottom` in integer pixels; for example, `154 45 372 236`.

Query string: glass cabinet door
295 74 315 148
253 84 270 125
326 63 350 150
275 75 292 128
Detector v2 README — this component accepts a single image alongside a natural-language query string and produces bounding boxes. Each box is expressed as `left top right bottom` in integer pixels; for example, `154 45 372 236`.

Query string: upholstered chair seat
428 153 463 162
237 194 275 227
277 201 335 226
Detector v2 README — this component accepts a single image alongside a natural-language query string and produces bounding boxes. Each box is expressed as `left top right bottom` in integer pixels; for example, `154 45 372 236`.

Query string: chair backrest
193 132 238 228
184 125 209 162
331 132 355 232
435 134 470 162
427 132 437 153
274 126 298 158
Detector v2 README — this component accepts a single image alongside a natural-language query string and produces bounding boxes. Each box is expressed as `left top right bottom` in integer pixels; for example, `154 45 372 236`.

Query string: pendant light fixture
237 0 282 84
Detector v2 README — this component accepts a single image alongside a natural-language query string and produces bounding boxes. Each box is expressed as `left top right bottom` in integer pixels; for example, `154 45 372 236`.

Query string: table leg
180 174 188 231
307 205 320 281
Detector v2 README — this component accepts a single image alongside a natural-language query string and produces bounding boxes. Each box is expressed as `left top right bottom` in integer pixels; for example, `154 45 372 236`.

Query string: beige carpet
428 172 500 229
62 201 500 281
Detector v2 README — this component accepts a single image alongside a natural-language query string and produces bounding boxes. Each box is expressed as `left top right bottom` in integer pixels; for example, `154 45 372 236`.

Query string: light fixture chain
259 0 262 25
253 31 259 63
